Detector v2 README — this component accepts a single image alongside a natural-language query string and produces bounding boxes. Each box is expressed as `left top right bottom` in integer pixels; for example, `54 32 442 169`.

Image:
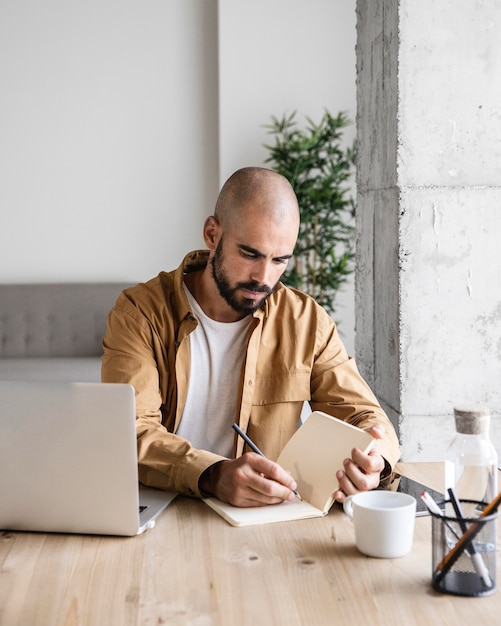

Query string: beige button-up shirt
102 251 400 496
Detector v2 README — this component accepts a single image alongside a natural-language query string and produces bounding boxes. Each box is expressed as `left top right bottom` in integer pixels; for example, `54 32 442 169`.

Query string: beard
210 240 277 315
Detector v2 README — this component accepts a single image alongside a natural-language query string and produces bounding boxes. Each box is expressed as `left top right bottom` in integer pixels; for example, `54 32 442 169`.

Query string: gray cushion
0 357 102 382
0 283 129 358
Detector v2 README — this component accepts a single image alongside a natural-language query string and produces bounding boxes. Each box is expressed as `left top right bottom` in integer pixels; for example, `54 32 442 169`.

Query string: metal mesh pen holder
431 498 497 597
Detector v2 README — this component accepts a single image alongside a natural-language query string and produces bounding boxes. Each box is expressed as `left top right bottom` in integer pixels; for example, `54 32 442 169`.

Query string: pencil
447 487 492 588
232 423 301 499
434 489 501 584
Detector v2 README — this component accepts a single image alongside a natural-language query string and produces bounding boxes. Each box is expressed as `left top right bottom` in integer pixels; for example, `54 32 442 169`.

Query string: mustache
237 281 272 295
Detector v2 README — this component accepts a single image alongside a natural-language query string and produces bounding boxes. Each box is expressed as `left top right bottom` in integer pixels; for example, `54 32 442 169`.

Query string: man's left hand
333 424 386 503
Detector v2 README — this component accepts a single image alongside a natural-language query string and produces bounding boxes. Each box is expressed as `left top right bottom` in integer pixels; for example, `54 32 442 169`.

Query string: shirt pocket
253 368 311 405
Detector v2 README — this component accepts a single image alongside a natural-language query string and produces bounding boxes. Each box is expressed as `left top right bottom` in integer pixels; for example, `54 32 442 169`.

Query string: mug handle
343 495 354 519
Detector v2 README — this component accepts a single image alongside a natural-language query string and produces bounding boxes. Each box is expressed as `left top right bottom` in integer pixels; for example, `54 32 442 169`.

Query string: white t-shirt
177 284 253 457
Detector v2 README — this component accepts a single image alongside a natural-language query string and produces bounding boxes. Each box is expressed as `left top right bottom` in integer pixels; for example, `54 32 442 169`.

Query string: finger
228 454 297 505
350 446 385 475
249 474 297 504
221 469 293 507
231 489 291 508
228 478 297 507
334 468 357 501
365 424 385 439
342 456 382 491
345 462 373 492
333 487 347 503
245 453 298 495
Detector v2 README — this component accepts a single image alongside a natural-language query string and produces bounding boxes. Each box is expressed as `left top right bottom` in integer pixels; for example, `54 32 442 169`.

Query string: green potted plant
263 110 355 316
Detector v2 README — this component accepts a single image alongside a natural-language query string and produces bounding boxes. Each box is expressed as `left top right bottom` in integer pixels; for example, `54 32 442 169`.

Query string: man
102 167 400 507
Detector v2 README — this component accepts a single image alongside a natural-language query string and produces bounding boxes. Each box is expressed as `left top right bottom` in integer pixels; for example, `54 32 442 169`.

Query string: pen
421 490 480 558
425 489 491 587
447 487 492 588
421 490 478 553
232 423 301 499
434 489 501 584
421 491 463 542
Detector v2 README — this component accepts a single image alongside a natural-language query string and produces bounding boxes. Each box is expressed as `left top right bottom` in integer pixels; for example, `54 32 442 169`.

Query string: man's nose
250 260 272 286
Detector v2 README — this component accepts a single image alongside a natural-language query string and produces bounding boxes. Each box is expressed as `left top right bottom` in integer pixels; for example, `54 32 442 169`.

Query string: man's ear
203 215 221 250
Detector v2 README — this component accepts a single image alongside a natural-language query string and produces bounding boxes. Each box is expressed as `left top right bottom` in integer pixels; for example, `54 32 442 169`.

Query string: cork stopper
453 404 491 435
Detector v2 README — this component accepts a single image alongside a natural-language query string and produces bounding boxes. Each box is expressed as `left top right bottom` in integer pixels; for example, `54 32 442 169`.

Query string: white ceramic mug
343 490 416 558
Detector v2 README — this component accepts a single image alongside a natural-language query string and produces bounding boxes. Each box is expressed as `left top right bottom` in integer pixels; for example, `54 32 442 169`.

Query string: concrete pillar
356 0 501 461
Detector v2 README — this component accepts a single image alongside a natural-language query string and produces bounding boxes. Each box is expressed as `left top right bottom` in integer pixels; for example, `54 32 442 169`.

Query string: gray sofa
0 283 131 382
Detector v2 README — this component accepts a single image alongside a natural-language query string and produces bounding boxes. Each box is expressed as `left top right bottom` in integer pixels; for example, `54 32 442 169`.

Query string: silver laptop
0 381 177 536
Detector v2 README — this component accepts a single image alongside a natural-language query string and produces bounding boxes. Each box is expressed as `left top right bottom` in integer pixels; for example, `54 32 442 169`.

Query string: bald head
214 167 299 231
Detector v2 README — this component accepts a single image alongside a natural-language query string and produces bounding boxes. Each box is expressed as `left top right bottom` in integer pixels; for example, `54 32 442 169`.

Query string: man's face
210 238 278 315
209 214 297 316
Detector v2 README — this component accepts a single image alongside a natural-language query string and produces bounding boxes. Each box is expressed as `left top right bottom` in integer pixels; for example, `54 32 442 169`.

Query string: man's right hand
199 453 298 507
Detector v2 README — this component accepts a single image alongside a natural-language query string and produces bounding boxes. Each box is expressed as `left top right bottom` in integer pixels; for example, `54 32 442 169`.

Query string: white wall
0 0 357 351
218 1 356 181
0 0 219 284
218 0 357 352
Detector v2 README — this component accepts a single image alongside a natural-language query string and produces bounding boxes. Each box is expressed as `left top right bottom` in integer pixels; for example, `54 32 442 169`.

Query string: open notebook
203 411 375 527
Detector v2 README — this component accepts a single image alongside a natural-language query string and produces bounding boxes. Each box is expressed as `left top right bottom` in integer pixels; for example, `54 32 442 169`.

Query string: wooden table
1 463 499 626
